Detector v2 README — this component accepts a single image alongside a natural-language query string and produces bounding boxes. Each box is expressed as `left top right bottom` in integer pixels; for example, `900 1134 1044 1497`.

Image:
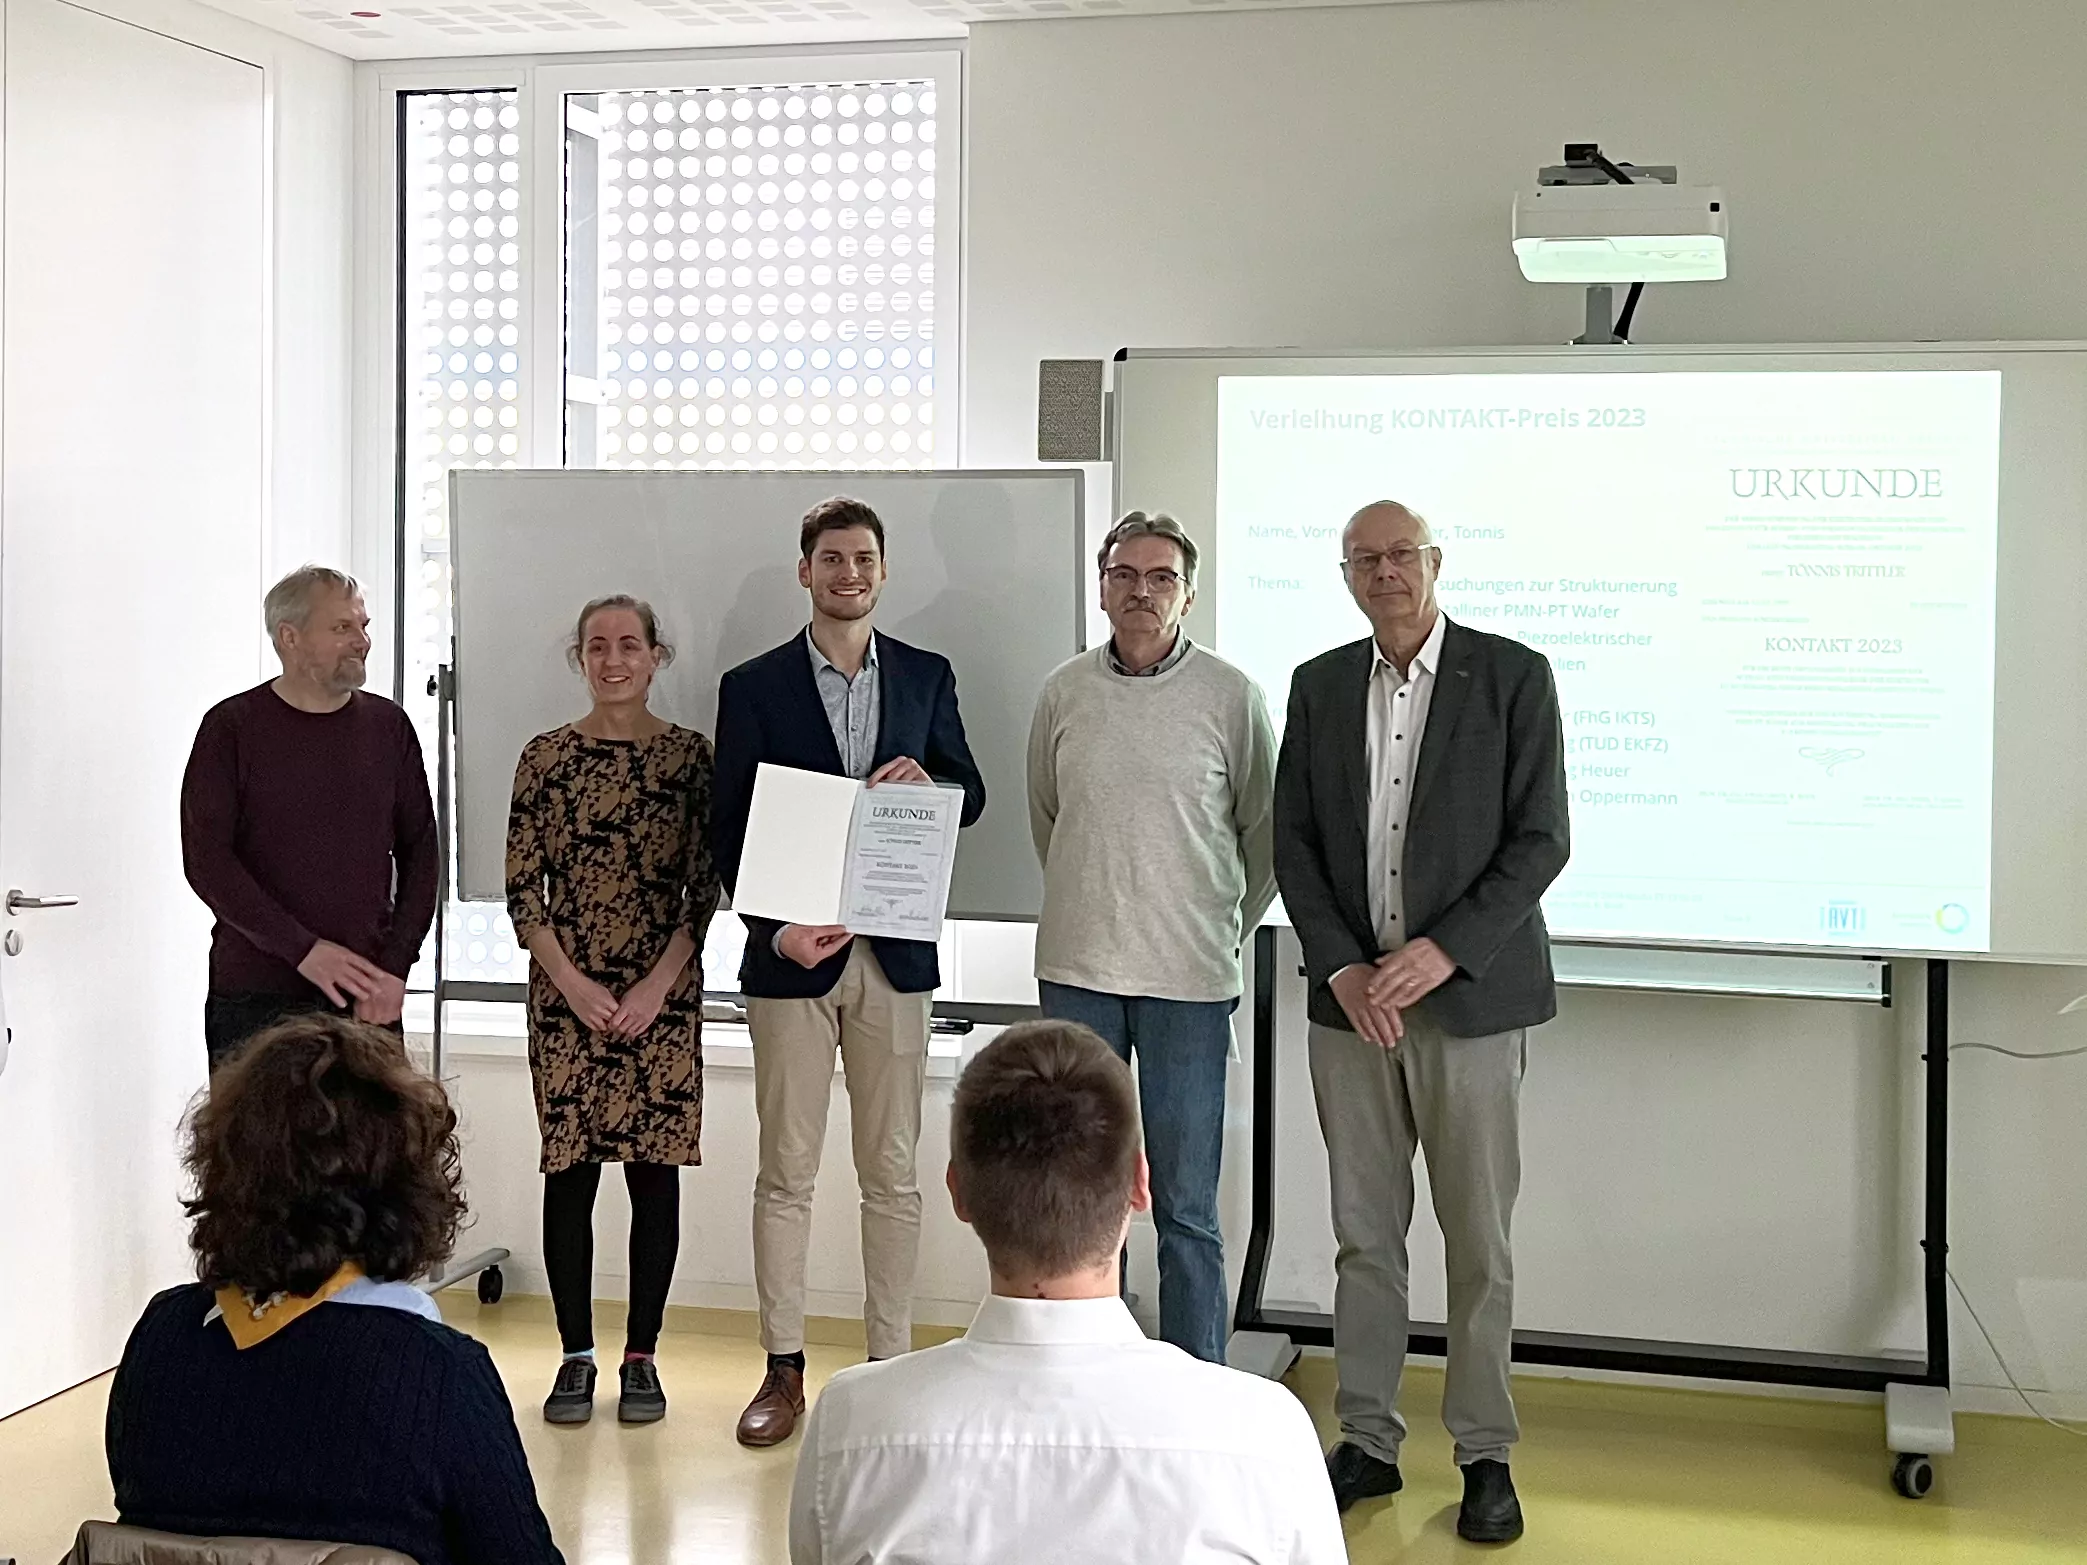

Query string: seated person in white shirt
788 1019 1347 1565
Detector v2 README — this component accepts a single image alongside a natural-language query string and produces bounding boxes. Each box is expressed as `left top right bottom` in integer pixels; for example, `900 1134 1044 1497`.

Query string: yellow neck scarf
214 1261 365 1350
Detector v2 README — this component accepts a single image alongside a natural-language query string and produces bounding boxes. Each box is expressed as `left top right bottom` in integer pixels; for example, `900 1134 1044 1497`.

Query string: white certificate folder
733 762 964 941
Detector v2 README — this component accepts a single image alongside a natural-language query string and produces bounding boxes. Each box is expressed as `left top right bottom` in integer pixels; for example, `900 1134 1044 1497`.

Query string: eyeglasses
1341 545 1438 576
1102 566 1188 596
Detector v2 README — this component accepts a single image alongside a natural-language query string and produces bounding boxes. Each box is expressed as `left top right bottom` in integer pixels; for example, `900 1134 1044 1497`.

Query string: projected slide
1218 370 2002 951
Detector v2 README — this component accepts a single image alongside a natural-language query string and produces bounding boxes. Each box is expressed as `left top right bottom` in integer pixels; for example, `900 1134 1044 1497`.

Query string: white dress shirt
788 1293 1346 1565
1365 609 1446 951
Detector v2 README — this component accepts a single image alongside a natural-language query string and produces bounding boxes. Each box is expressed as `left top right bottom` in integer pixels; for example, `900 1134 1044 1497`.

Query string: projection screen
1111 343 2087 962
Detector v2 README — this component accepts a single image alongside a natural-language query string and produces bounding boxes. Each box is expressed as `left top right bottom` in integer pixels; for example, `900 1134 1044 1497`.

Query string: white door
0 0 266 1418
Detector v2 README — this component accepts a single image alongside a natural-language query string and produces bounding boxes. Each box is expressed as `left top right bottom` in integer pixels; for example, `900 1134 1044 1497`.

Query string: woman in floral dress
507 593 718 1428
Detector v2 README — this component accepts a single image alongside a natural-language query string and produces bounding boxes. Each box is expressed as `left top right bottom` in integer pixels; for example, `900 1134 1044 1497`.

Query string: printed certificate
733 763 963 940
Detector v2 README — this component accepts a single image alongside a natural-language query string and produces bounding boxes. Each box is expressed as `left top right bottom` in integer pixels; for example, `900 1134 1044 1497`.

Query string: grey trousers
1308 1014 1525 1467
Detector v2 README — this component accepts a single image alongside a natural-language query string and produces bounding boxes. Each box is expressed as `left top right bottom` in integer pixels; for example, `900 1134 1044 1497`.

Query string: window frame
355 44 965 707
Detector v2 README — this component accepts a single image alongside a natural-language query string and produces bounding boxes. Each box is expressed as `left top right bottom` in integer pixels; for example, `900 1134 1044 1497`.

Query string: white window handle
6 890 79 913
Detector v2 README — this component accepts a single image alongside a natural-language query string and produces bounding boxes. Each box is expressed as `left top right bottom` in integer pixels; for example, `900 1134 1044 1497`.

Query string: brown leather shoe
735 1362 806 1447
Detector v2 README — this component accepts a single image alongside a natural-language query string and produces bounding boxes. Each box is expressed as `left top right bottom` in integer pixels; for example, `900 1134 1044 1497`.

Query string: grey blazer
1273 618 1570 1037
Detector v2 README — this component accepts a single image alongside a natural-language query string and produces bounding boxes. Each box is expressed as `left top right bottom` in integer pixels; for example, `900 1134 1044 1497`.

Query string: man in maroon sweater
181 566 439 1069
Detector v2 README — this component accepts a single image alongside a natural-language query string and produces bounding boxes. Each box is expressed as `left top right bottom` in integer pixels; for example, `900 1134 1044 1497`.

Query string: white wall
62 0 355 577
1 0 268 1419
0 0 349 1408
262 30 356 575
961 0 2087 1414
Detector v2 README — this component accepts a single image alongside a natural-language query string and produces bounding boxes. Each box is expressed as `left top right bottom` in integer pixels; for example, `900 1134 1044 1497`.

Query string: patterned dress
506 725 720 1175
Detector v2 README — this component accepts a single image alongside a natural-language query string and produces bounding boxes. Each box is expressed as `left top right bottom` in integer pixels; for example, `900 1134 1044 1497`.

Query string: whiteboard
1113 343 2087 962
450 468 1084 918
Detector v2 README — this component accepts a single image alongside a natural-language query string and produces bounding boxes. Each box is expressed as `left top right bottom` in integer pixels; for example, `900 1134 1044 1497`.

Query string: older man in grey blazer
1273 500 1568 1544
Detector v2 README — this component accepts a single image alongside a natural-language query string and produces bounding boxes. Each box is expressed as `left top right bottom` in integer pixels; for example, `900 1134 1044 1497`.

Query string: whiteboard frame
1111 341 2087 966
352 42 968 704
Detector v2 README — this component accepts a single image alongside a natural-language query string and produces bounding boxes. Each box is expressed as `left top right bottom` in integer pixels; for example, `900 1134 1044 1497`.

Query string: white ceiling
201 0 1444 61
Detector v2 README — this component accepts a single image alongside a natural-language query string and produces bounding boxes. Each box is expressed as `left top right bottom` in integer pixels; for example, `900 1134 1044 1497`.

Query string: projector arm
1557 142 1648 345
1568 143 1638 187
1540 144 1676 188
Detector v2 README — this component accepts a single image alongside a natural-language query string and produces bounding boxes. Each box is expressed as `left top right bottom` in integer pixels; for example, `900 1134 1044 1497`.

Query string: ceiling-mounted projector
1513 153 1727 283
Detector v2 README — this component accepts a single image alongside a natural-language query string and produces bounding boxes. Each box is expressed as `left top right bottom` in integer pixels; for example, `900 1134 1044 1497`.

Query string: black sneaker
1457 1459 1524 1544
1325 1441 1403 1513
619 1357 667 1424
544 1356 596 1425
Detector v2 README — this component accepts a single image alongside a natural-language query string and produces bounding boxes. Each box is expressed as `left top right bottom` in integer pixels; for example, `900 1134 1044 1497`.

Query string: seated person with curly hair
104 1014 564 1565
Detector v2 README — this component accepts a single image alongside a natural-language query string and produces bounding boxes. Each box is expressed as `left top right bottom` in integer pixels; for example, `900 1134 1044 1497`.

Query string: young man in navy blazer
712 496 985 1447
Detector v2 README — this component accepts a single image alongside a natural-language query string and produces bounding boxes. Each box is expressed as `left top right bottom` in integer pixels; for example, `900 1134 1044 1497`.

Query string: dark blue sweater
107 1284 563 1565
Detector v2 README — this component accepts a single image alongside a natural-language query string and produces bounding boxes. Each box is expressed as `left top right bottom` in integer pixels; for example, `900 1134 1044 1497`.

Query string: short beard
327 658 369 693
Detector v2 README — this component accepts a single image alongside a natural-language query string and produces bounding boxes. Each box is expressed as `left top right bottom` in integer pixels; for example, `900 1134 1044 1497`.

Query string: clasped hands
558 967 672 1040
298 939 407 1026
777 754 933 971
1328 937 1455 1050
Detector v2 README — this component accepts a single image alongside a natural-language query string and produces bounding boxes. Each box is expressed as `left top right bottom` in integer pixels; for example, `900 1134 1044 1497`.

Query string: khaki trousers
1308 1013 1526 1467
746 942 931 1359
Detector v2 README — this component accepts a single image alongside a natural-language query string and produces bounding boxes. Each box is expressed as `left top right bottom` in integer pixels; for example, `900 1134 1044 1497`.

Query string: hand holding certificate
733 763 964 941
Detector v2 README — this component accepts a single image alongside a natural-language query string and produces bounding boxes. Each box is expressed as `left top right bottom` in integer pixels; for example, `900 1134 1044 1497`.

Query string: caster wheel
477 1265 505 1305
1892 1453 1934 1499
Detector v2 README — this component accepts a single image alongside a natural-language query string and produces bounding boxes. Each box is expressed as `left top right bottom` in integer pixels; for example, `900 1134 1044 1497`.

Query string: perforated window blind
566 82 941 469
402 89 528 987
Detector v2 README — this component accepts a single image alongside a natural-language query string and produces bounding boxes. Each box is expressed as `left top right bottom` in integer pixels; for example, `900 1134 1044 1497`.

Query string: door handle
6 890 79 913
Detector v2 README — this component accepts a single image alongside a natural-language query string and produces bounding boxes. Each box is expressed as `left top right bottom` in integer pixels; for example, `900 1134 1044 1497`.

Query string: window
399 88 528 990
390 57 960 998
564 81 942 471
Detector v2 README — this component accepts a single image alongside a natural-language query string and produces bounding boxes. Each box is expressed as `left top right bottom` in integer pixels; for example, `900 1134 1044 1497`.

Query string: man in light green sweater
1027 511 1278 1363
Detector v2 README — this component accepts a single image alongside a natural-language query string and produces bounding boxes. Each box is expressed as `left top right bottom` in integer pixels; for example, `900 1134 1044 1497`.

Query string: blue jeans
1037 982 1236 1363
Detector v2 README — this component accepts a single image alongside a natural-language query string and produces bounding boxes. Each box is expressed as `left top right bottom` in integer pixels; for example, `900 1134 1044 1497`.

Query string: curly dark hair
183 1015 465 1297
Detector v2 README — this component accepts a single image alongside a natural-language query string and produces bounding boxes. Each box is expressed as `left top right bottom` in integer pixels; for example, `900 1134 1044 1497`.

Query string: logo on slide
1821 902 1867 935
1798 746 1866 776
1935 903 1971 936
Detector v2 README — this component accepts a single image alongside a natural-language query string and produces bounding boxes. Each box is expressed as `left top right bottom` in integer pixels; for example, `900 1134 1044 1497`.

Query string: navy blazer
713 630 986 998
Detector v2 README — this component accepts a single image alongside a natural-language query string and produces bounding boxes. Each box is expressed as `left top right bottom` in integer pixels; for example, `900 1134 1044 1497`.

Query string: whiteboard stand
422 661 510 1309
1227 927 1956 1500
